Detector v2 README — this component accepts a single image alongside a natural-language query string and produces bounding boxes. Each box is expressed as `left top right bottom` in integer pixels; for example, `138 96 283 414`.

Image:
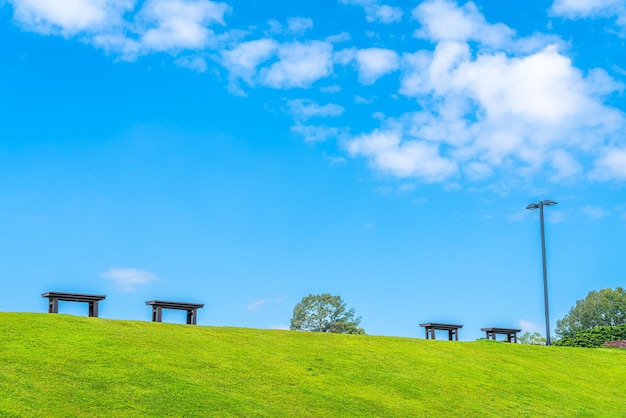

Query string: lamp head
526 203 540 210
542 200 557 206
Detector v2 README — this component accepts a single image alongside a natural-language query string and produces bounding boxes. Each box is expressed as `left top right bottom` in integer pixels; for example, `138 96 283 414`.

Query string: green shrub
553 324 626 348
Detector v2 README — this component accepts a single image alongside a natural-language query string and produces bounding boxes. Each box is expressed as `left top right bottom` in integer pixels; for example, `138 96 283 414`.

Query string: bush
553 324 626 348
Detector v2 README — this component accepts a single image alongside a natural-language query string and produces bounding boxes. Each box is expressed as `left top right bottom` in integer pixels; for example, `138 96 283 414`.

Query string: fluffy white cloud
355 48 399 84
345 129 458 181
340 0 403 23
551 0 625 19
286 17 313 34
101 268 157 292
8 0 626 186
551 0 626 32
266 17 313 35
412 0 514 47
133 0 229 52
260 41 334 88
222 38 279 84
591 148 626 180
341 1 625 184
10 0 133 35
11 0 230 57
285 99 345 121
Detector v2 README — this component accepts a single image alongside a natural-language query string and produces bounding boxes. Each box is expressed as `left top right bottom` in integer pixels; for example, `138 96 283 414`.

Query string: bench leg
152 306 163 322
48 298 59 314
187 309 197 325
88 301 99 317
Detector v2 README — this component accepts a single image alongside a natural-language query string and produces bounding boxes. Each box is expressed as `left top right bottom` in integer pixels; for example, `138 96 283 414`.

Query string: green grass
0 313 624 417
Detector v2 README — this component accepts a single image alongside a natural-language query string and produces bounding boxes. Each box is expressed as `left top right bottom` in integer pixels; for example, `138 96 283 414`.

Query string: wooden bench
420 323 463 341
146 300 204 325
481 327 522 343
42 291 106 317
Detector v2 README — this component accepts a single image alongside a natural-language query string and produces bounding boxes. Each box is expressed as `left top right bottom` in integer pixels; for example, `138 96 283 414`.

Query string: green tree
555 287 626 338
518 331 546 345
290 293 365 334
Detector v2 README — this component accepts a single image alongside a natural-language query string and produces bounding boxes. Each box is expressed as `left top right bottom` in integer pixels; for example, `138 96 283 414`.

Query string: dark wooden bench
420 323 463 341
42 291 106 317
481 327 522 343
146 300 204 325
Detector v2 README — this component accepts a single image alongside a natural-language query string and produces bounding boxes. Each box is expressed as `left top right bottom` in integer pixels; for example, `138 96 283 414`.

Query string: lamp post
526 200 557 346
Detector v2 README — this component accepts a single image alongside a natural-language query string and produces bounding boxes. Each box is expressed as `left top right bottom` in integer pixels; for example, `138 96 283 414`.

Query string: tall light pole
526 200 557 346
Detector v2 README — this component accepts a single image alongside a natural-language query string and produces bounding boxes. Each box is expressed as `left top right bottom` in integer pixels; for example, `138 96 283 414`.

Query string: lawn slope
0 313 624 417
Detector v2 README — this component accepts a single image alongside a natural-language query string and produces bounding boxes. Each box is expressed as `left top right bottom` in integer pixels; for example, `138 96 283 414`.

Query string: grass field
0 312 624 417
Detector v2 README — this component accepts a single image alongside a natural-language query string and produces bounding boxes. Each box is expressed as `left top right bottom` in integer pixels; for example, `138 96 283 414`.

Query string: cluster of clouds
6 0 626 185
10 0 231 58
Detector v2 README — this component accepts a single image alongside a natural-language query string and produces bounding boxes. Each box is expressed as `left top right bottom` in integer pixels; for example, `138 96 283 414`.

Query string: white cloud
10 0 134 35
11 0 231 58
266 17 313 35
291 124 346 142
344 129 458 181
550 0 625 19
591 147 626 180
326 32 351 43
287 17 313 34
132 0 229 52
550 150 582 181
340 0 403 23
373 4 404 23
221 38 279 85
174 55 208 72
325 155 347 165
412 0 514 47
101 268 157 292
260 41 334 88
355 47 399 84
285 99 345 121
337 0 626 184
390 41 625 182
354 95 374 104
550 0 626 34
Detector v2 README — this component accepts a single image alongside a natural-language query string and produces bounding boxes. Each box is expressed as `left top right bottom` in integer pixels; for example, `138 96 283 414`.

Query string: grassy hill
0 313 624 417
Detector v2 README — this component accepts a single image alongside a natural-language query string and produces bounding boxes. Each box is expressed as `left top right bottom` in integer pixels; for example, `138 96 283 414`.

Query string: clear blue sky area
1 0 625 340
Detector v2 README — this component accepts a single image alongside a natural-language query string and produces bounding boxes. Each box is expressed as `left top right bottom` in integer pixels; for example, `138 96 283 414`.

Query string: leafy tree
553 324 626 348
290 293 365 334
518 332 546 345
555 287 626 338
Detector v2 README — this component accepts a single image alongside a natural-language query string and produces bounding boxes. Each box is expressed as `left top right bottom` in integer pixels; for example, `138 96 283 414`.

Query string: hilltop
0 313 624 416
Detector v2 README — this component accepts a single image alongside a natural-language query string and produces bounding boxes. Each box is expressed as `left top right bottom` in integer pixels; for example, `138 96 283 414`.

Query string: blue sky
1 0 625 340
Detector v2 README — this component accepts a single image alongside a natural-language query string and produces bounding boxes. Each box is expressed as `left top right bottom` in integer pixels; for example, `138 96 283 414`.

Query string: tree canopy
555 287 626 338
290 293 365 334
